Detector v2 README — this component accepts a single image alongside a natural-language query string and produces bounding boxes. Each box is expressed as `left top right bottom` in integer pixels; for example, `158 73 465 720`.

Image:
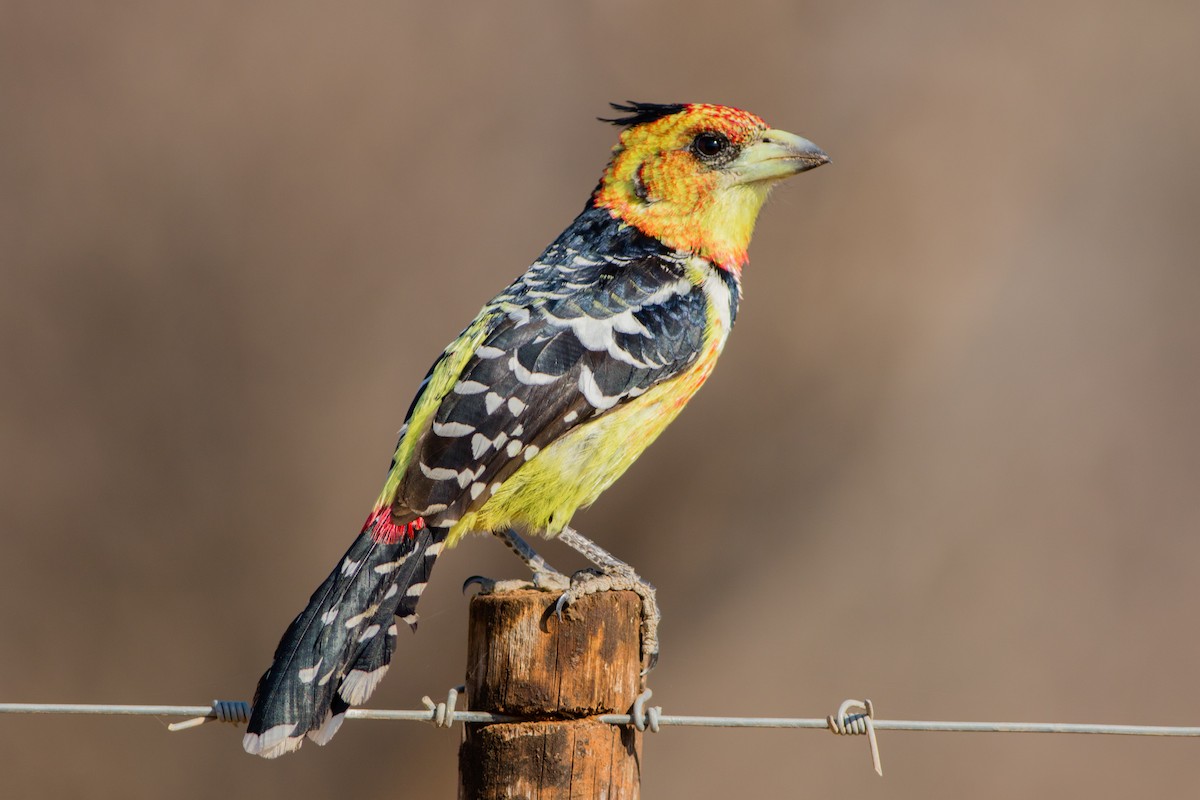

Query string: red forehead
682 104 768 142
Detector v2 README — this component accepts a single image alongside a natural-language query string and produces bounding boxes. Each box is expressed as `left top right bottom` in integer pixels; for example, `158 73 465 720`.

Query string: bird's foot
555 565 660 672
463 569 572 595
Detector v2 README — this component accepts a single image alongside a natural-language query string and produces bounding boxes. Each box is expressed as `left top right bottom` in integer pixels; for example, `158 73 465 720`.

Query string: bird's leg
555 526 660 671
463 529 571 595
496 528 572 590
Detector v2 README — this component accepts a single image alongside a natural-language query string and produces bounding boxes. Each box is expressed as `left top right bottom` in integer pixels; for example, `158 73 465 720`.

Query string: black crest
600 101 687 128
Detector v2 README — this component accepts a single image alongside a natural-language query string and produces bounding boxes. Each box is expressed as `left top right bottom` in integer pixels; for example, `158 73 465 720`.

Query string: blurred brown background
2 1 1199 797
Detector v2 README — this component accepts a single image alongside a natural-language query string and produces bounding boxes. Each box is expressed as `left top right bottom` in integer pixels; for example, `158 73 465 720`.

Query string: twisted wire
826 699 882 775
167 700 251 732
630 689 661 733
422 686 464 728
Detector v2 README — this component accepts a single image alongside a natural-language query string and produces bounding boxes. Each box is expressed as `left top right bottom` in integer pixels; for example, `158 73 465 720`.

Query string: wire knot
167 699 250 732
421 685 464 729
826 698 882 776
631 689 661 733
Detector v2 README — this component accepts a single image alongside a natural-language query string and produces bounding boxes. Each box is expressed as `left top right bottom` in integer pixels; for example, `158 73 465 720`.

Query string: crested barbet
244 102 828 757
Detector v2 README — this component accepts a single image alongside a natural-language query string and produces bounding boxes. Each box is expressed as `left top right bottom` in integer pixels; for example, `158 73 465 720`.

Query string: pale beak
733 128 830 184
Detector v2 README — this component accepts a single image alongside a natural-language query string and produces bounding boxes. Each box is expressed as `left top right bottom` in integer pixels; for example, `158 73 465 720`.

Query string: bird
243 101 828 758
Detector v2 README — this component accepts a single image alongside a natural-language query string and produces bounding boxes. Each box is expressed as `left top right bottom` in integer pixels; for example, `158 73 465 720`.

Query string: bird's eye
692 131 729 159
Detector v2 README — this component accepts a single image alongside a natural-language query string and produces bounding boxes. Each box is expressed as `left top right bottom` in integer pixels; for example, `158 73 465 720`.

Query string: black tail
243 524 446 758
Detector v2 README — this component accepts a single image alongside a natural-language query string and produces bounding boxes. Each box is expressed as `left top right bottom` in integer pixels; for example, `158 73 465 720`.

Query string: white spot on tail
344 603 380 629
340 557 360 576
297 660 323 685
357 624 381 643
339 665 390 706
320 608 339 625
405 582 426 597
388 623 398 636
426 541 444 557
374 554 410 574
384 584 399 599
243 723 303 759
307 709 346 746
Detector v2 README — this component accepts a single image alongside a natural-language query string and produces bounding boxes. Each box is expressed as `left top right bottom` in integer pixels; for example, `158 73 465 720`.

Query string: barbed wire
4 693 1199 777
4 698 1198 737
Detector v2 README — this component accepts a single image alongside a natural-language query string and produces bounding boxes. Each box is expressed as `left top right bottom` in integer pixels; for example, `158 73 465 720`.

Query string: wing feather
397 255 708 523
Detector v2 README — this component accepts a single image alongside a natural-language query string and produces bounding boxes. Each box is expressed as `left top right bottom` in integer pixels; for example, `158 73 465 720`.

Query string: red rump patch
363 506 425 544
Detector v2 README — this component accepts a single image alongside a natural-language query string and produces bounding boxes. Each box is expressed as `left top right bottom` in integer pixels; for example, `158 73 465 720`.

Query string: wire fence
4 693 1199 777
5 697 1198 737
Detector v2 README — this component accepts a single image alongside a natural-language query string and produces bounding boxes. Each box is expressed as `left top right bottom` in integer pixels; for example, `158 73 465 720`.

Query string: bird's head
593 102 828 273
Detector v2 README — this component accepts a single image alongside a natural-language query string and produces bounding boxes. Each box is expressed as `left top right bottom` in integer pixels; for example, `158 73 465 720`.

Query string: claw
462 575 494 595
550 566 660 669
467 574 569 596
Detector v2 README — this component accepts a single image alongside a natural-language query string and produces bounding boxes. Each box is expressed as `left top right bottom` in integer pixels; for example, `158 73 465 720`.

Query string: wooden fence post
459 589 643 799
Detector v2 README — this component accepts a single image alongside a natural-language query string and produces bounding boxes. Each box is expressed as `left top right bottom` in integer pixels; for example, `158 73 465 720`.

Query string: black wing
397 254 711 523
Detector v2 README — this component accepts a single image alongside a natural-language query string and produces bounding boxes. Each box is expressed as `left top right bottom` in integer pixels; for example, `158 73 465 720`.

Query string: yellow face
593 103 828 272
